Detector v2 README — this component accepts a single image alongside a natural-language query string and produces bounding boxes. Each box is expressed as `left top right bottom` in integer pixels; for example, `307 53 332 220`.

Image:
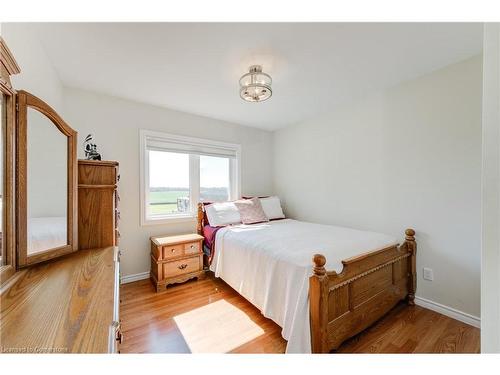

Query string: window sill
141 215 197 226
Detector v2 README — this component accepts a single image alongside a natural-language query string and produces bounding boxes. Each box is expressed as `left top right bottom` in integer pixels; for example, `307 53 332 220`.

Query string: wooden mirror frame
16 90 78 267
0 37 20 284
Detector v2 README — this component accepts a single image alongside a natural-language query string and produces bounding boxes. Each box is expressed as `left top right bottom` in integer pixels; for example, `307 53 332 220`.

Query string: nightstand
150 233 205 292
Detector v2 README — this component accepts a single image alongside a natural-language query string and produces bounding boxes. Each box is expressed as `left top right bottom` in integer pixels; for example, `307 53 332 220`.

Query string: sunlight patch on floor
173 299 265 353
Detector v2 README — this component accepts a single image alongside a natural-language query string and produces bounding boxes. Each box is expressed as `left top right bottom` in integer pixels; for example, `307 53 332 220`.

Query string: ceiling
28 23 482 131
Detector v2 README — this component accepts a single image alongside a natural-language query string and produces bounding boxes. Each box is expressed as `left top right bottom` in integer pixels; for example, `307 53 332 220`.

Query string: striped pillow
234 198 269 224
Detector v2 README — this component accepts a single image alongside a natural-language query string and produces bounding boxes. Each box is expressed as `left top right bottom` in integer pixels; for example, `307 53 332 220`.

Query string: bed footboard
309 229 417 353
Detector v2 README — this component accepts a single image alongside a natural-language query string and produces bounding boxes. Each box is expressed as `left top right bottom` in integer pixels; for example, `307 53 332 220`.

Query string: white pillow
205 201 241 227
259 196 285 220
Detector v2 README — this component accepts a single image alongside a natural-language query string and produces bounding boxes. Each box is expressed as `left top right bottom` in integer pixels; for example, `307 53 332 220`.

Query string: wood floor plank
120 274 480 354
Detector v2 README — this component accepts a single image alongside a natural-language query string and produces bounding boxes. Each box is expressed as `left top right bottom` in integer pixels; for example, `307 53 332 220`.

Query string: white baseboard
415 296 480 328
121 271 150 284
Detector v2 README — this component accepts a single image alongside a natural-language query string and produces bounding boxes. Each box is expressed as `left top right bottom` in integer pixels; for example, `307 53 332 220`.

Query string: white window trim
140 129 241 226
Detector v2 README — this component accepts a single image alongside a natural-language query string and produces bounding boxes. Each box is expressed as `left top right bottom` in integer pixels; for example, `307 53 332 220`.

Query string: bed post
197 203 204 236
310 254 329 353
404 228 417 306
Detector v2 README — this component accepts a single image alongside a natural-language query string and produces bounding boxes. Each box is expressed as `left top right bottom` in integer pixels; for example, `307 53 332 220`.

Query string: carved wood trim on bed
310 228 417 353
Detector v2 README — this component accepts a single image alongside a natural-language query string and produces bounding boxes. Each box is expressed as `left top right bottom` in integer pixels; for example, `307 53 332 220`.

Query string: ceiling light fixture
239 65 272 102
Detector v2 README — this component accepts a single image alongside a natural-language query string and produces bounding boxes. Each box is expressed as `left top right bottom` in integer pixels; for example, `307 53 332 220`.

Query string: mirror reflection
27 108 67 254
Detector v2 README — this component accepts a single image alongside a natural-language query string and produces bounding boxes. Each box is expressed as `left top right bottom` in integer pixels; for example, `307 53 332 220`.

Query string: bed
27 216 67 255
197 203 416 353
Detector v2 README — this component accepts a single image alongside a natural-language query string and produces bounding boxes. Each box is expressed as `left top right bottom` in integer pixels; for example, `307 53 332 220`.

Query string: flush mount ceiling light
239 65 272 102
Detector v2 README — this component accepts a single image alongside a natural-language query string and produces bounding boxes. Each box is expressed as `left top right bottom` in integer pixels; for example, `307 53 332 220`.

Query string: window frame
140 129 241 226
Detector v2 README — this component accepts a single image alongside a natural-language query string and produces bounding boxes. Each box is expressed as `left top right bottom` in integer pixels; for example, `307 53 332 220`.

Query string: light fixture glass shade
239 65 272 102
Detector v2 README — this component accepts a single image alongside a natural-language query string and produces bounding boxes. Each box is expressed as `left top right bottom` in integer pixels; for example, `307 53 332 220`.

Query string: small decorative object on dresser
150 233 205 292
83 133 102 160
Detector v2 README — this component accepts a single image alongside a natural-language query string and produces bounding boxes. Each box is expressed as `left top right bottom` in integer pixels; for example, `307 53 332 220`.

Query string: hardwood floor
120 273 480 354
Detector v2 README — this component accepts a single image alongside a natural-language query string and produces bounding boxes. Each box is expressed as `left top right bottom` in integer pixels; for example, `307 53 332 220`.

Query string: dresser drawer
78 163 117 185
162 244 183 259
184 241 200 255
163 256 200 278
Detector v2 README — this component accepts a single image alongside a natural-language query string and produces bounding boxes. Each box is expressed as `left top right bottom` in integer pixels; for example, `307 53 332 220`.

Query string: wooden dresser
78 160 120 250
0 246 121 353
150 233 205 292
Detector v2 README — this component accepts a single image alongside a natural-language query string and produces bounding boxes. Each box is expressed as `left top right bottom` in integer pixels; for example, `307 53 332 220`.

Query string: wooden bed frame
197 203 416 353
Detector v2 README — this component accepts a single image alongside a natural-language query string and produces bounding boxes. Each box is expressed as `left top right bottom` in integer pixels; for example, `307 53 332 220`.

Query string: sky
149 150 229 188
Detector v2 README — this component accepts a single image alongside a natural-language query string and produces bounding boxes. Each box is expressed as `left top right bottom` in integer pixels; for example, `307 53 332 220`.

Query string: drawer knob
171 249 176 253
190 245 194 249
178 264 188 270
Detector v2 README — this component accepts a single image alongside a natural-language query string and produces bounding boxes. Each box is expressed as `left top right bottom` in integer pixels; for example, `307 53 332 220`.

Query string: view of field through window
148 151 230 216
200 155 230 202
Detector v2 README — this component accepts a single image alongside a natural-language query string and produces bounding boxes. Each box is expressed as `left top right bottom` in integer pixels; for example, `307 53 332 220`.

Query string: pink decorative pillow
234 198 269 224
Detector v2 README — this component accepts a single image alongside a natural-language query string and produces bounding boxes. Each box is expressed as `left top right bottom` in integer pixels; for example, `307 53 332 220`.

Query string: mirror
27 108 68 254
17 90 77 267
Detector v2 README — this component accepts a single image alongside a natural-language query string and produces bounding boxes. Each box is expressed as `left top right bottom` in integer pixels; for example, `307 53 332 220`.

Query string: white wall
63 87 274 277
1 24 63 112
274 56 483 318
481 23 500 353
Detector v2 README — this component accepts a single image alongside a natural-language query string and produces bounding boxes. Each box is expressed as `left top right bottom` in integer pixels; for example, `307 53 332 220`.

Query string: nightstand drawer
163 256 200 278
184 241 200 255
162 244 183 259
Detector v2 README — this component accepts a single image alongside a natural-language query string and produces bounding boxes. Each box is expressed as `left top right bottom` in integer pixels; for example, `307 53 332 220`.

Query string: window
148 151 190 216
140 130 240 225
200 155 230 202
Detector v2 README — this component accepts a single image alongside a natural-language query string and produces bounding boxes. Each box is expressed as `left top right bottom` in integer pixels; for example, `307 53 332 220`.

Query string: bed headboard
196 196 272 235
197 202 209 235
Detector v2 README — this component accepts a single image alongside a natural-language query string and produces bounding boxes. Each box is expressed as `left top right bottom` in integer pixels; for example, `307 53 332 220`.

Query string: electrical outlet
423 267 434 281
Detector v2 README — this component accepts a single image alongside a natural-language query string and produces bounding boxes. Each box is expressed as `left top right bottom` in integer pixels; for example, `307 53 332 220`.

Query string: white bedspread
210 219 397 353
28 217 67 255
